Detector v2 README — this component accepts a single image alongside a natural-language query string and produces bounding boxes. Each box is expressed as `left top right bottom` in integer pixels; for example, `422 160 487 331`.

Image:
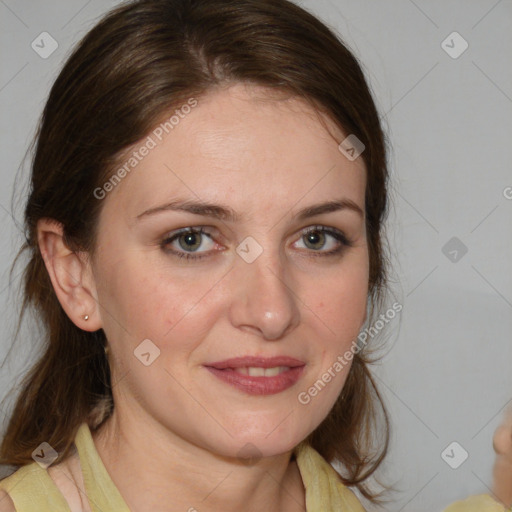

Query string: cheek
301 257 368 404
311 260 369 341
95 251 221 354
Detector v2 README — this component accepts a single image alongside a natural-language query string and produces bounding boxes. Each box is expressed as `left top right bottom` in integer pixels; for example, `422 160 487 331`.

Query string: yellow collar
75 422 364 511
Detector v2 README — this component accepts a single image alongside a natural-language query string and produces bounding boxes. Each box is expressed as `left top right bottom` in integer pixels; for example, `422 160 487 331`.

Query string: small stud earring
83 315 89 321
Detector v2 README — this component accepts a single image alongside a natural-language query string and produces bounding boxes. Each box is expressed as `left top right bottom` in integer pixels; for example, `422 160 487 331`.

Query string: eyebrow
136 198 364 222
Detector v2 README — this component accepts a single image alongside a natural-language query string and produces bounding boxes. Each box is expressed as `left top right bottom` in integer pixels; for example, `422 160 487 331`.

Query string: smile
232 366 290 377
204 356 305 395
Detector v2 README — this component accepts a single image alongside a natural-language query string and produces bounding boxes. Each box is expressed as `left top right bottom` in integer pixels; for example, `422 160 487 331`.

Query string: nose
228 243 301 341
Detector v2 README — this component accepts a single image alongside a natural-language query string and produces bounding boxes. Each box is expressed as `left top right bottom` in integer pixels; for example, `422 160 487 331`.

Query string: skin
35 83 370 511
492 409 512 506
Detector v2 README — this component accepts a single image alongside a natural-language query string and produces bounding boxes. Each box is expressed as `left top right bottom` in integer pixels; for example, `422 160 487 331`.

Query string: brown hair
0 0 391 502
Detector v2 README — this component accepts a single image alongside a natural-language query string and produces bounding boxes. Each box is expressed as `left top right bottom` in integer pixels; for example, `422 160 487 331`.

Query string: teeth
234 366 290 377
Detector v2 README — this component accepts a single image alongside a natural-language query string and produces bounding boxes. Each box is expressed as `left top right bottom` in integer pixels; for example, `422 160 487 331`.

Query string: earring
83 315 89 321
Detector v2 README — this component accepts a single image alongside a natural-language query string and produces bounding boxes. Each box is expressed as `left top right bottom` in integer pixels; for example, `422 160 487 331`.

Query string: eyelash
160 225 353 262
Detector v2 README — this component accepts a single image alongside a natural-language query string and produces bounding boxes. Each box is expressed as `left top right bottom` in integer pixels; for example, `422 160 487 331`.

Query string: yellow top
0 422 366 511
443 494 507 512
0 424 508 511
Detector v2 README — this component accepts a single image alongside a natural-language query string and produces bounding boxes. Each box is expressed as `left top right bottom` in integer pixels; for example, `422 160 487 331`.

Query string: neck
92 406 305 512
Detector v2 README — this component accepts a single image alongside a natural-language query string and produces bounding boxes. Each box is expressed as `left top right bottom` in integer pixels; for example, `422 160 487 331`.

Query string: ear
37 218 102 332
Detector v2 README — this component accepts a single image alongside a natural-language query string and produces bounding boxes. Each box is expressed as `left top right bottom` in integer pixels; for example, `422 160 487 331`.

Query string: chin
207 420 309 461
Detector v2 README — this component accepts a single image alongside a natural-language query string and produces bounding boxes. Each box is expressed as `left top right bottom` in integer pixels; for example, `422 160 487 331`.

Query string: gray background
1 1 511 510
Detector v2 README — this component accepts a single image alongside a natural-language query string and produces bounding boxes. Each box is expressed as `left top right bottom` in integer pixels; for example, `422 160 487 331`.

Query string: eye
160 225 352 262
160 227 218 261
294 225 352 257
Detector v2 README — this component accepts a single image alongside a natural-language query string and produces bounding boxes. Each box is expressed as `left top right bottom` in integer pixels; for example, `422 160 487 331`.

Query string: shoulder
0 464 45 511
0 465 23 511
0 488 16 512
0 457 85 511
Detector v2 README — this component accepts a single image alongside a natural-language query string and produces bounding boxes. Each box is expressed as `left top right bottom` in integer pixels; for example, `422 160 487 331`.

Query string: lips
206 356 305 370
204 356 305 395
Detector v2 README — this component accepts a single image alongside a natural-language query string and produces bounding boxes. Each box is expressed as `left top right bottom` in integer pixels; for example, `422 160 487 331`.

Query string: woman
0 0 507 510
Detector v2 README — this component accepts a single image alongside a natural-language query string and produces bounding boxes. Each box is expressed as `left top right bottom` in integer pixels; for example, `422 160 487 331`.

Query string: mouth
230 366 292 377
204 356 305 395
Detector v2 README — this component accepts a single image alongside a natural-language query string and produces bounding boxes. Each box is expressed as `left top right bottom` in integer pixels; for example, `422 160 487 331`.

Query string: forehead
101 83 366 223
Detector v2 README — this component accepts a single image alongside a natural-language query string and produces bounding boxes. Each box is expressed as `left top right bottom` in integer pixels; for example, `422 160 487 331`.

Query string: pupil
181 232 200 251
306 231 324 249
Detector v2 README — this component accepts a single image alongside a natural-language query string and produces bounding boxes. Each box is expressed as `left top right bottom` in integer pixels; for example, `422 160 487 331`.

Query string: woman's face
90 83 369 458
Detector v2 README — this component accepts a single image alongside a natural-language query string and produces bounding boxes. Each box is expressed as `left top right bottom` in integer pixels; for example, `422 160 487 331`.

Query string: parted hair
0 0 391 502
